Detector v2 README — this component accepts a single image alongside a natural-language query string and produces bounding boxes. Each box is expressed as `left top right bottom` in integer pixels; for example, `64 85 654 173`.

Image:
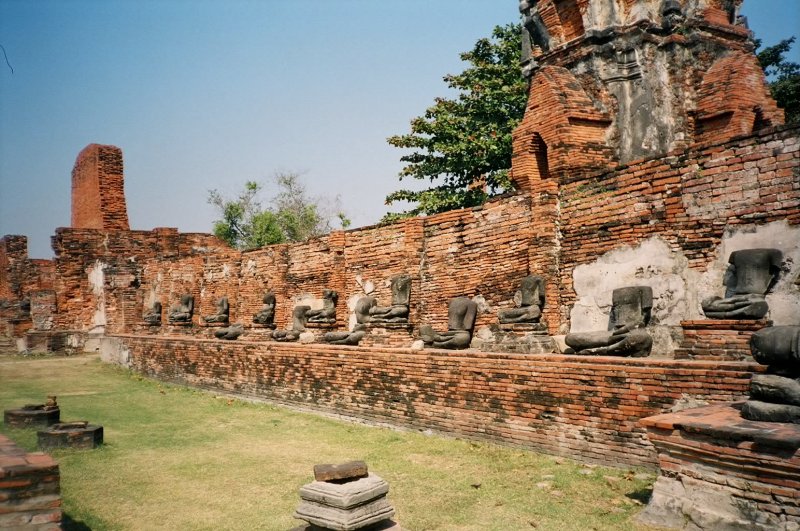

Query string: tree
383 23 527 221
756 37 800 125
208 173 349 250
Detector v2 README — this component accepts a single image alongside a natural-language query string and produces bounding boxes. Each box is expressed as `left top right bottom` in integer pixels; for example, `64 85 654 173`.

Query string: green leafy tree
384 23 527 221
208 173 350 250
756 37 800 124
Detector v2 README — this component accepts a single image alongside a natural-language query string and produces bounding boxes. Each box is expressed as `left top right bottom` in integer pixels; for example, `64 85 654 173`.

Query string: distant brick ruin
2 3 799 525
71 144 129 231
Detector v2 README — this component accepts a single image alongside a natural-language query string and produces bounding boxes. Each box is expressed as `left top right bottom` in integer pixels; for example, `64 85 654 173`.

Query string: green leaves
384 24 527 220
207 172 348 250
756 37 800 125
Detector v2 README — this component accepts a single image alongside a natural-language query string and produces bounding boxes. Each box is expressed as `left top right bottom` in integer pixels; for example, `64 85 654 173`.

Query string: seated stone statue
565 286 653 357
253 291 276 328
204 296 230 324
369 274 411 324
214 323 244 341
498 275 545 324
323 297 375 345
702 248 783 319
143 301 162 326
272 305 310 342
168 294 194 323
419 296 478 350
305 289 338 324
741 325 800 423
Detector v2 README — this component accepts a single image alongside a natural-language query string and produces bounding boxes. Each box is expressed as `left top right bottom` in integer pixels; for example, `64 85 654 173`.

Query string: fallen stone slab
314 461 368 482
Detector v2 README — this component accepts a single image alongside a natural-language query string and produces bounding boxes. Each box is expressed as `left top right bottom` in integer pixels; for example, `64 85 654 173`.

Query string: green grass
0 355 661 530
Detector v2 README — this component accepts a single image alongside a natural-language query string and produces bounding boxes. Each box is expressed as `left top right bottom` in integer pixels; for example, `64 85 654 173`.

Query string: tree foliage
756 37 800 124
384 23 527 221
208 173 349 250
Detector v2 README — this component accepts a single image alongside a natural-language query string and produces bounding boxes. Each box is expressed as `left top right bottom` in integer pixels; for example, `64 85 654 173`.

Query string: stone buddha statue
498 275 545 324
143 300 162 326
702 248 783 319
272 305 310 342
253 291 276 328
741 325 800 423
323 297 375 345
214 323 244 341
204 297 230 324
419 296 478 350
305 289 338 324
168 294 194 324
368 274 411 324
565 286 653 357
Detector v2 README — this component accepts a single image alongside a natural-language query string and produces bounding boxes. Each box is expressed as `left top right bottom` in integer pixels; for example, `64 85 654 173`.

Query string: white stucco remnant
87 260 108 332
570 237 692 355
696 221 800 325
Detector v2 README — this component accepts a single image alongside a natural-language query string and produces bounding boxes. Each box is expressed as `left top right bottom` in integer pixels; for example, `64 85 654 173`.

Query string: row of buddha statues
139 247 787 356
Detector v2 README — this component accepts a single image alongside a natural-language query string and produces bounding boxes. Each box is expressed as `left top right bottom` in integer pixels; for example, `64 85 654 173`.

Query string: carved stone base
470 324 555 354
359 324 414 348
674 319 770 361
37 422 103 450
4 406 60 428
305 322 337 332
639 403 800 530
250 322 277 330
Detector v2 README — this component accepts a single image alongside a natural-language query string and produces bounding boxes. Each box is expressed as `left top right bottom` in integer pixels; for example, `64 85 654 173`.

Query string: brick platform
0 435 61 530
639 403 800 530
673 319 770 361
118 334 760 468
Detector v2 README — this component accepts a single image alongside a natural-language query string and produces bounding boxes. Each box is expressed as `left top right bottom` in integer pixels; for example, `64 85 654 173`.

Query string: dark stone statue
498 275 545 324
369 274 411 324
204 296 230 324
519 0 550 79
324 297 376 345
565 286 653 357
419 296 478 350
306 290 338 324
741 325 800 424
168 294 194 324
272 305 310 342
214 323 244 341
143 301 162 326
253 291 276 328
702 248 783 319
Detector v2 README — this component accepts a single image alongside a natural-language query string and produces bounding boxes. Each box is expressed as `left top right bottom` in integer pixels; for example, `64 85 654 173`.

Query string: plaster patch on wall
87 260 107 332
696 221 800 324
570 237 691 355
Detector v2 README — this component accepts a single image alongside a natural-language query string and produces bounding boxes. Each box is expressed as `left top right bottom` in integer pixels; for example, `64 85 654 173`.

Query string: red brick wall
0 434 61 530
120 335 756 467
71 144 129 231
555 125 800 323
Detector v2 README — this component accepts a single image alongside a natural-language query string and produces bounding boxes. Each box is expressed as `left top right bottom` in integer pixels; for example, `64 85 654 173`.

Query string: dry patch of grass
1 355 660 530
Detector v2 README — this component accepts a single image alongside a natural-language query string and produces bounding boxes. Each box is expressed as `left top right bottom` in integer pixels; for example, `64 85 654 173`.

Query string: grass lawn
0 354 661 530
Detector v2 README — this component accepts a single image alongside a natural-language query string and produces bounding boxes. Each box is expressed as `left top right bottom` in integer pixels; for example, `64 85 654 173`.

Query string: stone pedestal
674 319 770 361
359 324 413 348
294 473 395 531
4 406 60 429
164 322 197 336
470 323 555 354
639 403 800 530
37 422 103 450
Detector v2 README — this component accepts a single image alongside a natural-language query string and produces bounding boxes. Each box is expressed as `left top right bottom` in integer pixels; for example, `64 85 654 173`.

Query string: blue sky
1 0 798 258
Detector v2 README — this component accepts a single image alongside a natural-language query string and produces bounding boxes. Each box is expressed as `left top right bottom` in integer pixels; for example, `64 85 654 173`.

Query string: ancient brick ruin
2 1 799 527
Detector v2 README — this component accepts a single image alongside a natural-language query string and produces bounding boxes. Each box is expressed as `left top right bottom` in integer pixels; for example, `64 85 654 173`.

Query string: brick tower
512 0 783 193
71 143 130 231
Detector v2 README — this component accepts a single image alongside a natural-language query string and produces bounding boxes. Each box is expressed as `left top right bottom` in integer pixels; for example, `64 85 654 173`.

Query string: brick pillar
71 144 129 231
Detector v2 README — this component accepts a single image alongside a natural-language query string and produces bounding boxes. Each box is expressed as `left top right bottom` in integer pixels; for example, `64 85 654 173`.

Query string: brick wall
0 435 61 530
120 334 757 468
554 125 800 324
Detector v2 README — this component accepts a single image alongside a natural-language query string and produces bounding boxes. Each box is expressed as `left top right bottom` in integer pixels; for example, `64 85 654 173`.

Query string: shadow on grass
62 513 92 531
627 486 653 505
